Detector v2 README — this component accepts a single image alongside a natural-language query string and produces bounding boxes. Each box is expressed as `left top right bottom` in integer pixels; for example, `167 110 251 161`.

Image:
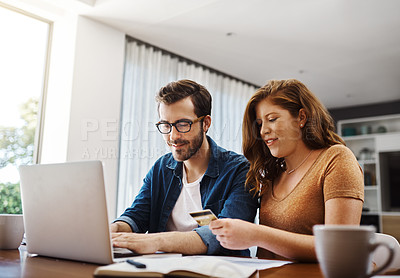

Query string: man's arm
110 221 132 233
112 231 207 255
111 162 158 233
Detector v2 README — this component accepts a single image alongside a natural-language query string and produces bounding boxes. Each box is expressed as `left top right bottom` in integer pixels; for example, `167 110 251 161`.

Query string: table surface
1 246 399 278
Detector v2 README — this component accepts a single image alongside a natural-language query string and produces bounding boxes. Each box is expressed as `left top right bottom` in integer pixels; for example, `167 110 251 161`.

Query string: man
111 79 257 256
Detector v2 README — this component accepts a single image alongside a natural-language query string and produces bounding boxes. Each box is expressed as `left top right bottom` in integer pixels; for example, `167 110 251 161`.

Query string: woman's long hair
242 79 345 196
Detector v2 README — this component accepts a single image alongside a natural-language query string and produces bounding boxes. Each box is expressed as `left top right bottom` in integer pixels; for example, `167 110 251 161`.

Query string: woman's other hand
209 218 257 250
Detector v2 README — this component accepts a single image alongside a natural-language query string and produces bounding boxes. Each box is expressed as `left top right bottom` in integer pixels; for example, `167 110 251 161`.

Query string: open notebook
94 255 293 278
94 256 256 278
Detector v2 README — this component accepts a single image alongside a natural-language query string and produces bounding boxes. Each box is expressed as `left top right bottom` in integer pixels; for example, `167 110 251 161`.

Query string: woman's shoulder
321 144 357 162
326 143 350 152
312 144 362 180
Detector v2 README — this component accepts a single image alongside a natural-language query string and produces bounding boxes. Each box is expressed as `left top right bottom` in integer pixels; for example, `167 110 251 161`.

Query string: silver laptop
19 160 133 264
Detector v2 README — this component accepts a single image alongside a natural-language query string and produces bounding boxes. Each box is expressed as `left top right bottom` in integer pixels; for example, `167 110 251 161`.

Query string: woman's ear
203 115 211 133
298 109 307 128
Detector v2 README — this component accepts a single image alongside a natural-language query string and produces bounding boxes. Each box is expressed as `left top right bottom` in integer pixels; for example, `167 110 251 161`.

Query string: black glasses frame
155 116 206 134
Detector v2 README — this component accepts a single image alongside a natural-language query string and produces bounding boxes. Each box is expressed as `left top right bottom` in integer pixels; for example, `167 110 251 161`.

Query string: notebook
94 256 259 278
19 160 136 264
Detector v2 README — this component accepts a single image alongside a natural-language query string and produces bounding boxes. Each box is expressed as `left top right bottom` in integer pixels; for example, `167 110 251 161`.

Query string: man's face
158 97 205 162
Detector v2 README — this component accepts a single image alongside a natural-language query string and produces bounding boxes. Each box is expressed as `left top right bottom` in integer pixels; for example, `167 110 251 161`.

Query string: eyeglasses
155 116 206 134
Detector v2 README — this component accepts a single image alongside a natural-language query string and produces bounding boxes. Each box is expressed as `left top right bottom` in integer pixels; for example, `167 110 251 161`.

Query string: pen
126 259 146 269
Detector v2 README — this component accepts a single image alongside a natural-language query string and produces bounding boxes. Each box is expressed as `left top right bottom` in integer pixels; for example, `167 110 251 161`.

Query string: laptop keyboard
113 247 139 258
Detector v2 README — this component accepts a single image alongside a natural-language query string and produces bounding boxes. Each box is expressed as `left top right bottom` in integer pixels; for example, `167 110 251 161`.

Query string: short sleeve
323 145 364 202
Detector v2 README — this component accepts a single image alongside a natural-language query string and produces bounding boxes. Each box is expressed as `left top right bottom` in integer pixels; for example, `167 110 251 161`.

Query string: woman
209 79 364 262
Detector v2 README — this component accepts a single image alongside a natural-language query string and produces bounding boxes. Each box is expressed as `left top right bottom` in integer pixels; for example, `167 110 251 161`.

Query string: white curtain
117 39 258 216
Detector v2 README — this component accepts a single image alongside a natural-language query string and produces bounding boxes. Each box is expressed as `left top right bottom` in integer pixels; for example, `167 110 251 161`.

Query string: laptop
19 160 136 264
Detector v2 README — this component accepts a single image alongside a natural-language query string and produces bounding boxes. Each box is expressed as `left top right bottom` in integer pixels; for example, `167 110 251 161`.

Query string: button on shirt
114 136 258 256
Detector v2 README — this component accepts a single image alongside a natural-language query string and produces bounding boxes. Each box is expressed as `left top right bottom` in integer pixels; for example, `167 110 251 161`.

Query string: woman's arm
324 197 363 224
210 197 363 262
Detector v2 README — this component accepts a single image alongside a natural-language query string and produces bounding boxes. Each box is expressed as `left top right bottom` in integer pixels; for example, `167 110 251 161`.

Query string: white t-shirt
166 166 203 232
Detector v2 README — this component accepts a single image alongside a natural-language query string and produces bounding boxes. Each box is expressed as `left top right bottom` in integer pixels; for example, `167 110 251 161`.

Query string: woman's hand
209 218 257 250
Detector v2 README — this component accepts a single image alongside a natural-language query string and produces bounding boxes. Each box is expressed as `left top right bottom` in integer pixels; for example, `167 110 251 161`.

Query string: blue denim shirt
115 136 258 256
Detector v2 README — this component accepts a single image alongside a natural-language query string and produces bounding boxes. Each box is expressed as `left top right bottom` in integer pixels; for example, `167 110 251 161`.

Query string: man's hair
156 79 212 117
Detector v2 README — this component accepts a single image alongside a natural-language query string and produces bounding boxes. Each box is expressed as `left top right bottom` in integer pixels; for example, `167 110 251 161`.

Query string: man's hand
112 233 160 254
111 231 207 255
110 221 132 233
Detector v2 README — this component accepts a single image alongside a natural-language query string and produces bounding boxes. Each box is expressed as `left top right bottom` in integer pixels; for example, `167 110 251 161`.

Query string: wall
40 12 77 164
66 16 125 221
40 13 125 220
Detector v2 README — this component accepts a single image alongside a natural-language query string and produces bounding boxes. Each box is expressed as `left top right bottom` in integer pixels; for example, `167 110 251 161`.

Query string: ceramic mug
0 214 24 249
313 225 394 278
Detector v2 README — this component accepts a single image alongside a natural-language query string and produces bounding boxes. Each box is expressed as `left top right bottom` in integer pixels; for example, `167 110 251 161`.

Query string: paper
94 255 293 278
95 256 256 277
192 255 293 270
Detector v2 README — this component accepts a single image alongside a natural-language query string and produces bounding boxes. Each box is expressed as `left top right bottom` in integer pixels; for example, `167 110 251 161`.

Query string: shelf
358 159 376 165
339 114 400 136
342 134 377 141
362 211 380 216
381 211 400 216
342 131 400 141
338 114 400 233
338 114 400 125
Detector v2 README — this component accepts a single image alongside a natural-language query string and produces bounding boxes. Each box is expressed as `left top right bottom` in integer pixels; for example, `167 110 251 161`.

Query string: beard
168 128 204 162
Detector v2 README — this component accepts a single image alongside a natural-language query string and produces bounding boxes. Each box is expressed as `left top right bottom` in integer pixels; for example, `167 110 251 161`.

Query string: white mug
313 225 394 278
0 214 24 249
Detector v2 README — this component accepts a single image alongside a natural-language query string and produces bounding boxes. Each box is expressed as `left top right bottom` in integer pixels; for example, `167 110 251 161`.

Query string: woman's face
255 98 303 158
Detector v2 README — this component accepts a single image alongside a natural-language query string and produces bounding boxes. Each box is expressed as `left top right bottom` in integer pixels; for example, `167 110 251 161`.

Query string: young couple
111 79 364 261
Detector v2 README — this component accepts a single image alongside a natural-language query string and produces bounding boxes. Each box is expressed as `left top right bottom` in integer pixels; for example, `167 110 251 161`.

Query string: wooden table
0 246 398 278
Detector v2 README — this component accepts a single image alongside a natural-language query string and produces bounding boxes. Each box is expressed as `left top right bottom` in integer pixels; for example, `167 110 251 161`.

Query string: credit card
189 209 218 226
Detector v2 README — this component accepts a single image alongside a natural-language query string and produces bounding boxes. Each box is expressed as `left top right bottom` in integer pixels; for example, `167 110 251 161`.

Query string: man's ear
203 115 211 133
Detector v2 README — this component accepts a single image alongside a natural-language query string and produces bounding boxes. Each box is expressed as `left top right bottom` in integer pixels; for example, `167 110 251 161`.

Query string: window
0 4 50 214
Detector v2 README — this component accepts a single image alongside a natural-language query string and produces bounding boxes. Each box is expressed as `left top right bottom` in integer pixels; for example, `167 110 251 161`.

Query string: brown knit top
257 144 364 259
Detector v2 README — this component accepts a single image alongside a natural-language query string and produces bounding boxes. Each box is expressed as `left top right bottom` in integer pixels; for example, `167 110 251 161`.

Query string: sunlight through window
0 5 49 214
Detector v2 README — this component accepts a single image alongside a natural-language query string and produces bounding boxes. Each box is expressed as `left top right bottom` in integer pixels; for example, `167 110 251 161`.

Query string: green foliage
0 182 22 214
0 98 38 214
0 98 38 167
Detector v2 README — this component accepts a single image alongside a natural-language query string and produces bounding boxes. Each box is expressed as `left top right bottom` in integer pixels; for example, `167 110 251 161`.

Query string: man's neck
183 136 211 183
